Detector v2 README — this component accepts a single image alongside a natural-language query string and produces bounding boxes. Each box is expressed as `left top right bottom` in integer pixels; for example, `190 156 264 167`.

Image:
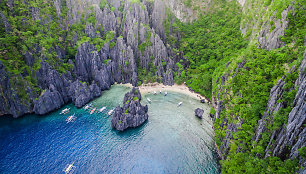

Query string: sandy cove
120 82 210 103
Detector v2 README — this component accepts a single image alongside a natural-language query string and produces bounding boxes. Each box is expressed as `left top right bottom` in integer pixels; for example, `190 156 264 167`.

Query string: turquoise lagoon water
0 85 219 173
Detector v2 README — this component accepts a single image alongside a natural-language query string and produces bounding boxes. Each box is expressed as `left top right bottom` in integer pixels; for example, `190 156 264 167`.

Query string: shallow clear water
0 85 219 173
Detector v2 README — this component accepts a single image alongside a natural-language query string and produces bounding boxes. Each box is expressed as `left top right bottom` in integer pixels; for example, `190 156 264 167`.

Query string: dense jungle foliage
174 0 305 173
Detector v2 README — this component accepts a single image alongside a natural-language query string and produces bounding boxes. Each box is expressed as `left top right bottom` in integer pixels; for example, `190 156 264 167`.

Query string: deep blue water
0 85 219 174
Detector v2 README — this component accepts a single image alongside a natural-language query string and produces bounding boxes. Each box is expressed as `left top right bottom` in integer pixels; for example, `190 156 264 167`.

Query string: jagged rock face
33 88 64 115
0 61 36 118
249 50 306 172
0 0 178 118
0 12 11 33
35 61 71 103
195 108 204 119
257 6 292 50
101 6 117 33
253 76 287 144
287 53 306 159
110 38 138 86
211 58 248 158
111 87 148 131
68 80 101 108
75 42 114 90
152 0 166 41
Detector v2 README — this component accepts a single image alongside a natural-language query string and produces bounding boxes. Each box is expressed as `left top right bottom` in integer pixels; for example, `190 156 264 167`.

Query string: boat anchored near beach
63 162 76 174
99 107 106 113
177 102 183 107
108 109 114 116
66 114 76 123
164 91 168 96
147 98 151 103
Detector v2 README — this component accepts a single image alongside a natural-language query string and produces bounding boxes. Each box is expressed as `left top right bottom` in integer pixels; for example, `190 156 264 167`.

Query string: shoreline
120 82 210 103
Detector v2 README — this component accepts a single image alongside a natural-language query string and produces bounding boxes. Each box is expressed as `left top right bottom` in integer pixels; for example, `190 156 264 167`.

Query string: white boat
99 107 106 112
63 162 76 174
164 91 168 96
153 91 157 95
147 98 151 103
160 90 162 94
84 103 92 110
66 114 76 123
60 108 70 114
90 108 96 114
177 102 183 107
108 109 114 116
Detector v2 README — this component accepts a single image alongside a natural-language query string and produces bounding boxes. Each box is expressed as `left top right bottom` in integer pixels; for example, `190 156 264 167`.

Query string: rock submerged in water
111 87 149 131
195 108 204 119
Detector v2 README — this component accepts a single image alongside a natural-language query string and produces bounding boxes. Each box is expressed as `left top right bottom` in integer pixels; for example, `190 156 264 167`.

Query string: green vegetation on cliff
176 0 305 173
178 1 248 99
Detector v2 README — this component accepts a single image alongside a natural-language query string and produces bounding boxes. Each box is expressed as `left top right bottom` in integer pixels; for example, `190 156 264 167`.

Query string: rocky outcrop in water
195 108 204 119
111 87 148 131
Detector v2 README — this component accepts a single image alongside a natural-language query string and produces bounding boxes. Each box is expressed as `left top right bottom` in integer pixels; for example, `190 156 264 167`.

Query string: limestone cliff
0 0 179 117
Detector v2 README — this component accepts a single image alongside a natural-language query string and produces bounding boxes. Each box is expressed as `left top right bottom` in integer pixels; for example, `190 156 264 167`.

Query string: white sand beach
120 82 210 103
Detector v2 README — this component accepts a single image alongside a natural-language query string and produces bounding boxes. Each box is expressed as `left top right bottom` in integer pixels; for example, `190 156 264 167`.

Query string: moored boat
108 109 114 116
66 114 76 123
63 162 76 174
99 107 106 112
60 108 70 114
90 108 96 114
147 98 151 103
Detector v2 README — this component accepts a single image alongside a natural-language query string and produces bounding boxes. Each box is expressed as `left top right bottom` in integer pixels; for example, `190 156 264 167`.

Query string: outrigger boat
177 102 183 107
84 103 92 110
99 107 106 113
108 109 114 116
90 108 96 114
147 98 151 103
66 114 76 123
60 108 70 114
84 105 90 110
63 162 76 174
